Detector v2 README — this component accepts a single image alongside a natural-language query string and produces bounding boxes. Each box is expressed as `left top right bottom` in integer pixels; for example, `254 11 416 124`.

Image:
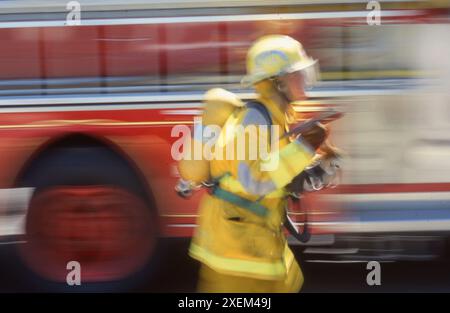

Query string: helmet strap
271 77 291 108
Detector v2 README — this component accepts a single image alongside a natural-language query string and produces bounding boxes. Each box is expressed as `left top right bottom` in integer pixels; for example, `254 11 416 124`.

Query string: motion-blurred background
0 0 449 292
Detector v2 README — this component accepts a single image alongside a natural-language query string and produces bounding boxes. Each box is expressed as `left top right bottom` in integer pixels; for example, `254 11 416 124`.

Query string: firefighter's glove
175 179 197 198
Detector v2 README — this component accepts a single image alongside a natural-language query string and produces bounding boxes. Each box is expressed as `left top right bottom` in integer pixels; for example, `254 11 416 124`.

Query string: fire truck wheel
17 144 163 291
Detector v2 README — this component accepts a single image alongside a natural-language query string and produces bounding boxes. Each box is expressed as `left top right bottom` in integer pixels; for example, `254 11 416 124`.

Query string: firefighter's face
276 70 306 102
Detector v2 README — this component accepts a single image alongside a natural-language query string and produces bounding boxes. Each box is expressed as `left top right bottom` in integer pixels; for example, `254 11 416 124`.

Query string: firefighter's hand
300 122 329 151
175 179 195 199
285 171 307 195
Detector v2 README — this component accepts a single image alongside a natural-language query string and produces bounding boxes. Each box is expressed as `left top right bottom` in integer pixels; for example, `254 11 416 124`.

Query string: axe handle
283 110 343 139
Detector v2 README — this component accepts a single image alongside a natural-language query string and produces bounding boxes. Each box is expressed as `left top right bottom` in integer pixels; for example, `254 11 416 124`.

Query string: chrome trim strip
161 109 203 115
0 93 254 106
166 224 198 227
303 247 359 254
0 10 423 29
0 103 203 113
300 220 450 233
0 0 419 13
322 191 450 203
0 240 27 245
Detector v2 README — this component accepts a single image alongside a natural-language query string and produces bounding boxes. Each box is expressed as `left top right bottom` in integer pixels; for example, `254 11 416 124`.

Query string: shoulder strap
245 100 273 145
245 101 273 126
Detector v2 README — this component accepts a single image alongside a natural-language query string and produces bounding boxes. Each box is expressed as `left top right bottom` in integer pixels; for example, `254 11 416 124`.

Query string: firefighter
188 35 328 293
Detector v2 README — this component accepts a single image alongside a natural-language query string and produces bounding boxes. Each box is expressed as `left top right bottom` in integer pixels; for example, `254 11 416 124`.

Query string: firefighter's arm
232 109 324 196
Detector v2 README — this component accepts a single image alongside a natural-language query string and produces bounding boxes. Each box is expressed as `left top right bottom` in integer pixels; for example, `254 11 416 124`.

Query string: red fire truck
0 0 448 289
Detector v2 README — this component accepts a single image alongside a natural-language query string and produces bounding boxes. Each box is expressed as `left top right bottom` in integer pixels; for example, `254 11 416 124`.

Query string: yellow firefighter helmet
241 35 318 87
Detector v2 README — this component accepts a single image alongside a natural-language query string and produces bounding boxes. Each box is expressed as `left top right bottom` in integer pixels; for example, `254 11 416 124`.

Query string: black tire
16 144 165 292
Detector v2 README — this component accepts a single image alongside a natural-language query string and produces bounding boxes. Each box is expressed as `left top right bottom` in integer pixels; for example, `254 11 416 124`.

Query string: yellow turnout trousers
197 258 304 293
